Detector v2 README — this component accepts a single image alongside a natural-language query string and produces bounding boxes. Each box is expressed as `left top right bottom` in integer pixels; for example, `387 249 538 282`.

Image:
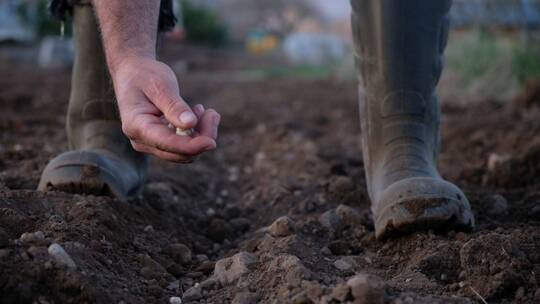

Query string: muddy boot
38 3 147 201
351 0 474 238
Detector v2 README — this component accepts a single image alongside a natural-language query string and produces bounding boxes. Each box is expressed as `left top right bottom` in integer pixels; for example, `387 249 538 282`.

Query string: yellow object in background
246 30 279 55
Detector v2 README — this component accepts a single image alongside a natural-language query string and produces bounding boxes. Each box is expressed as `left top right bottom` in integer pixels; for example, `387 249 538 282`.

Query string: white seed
176 128 194 136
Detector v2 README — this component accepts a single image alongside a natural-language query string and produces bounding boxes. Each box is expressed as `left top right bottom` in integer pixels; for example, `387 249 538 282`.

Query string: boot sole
375 196 474 239
38 150 141 202
373 177 475 239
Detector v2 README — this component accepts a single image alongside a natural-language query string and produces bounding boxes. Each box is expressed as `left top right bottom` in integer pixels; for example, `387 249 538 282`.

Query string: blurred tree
180 0 228 46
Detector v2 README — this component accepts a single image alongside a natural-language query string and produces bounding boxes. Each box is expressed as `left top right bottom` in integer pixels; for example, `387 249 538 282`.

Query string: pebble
347 273 386 304
334 258 354 272
169 296 182 304
195 260 216 274
231 292 259 304
195 254 209 262
331 283 350 302
138 254 167 279
214 251 258 285
143 225 154 233
20 231 45 243
487 153 510 172
319 209 341 231
48 243 76 269
269 216 296 237
485 194 508 215
319 204 361 231
335 204 362 226
182 285 202 301
199 277 219 291
167 243 192 265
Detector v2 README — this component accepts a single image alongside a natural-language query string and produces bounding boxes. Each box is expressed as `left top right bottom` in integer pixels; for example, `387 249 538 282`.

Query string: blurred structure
0 0 36 42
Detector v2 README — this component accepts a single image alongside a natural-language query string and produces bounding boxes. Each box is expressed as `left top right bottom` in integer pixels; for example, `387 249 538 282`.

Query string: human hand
111 57 220 163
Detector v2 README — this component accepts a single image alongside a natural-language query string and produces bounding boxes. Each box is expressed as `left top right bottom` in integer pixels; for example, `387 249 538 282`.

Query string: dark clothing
49 0 177 31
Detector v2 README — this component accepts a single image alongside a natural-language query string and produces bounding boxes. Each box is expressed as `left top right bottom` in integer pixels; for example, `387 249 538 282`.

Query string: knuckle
131 143 144 152
122 124 137 138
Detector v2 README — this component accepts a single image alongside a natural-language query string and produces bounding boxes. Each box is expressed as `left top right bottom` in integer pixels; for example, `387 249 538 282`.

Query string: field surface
0 45 539 303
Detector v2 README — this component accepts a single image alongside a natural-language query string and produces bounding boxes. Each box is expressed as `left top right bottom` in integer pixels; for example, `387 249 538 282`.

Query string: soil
0 44 539 304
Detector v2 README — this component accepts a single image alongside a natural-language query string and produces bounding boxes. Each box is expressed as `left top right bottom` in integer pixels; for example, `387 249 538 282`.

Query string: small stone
335 204 362 226
290 292 310 304
195 254 209 262
487 153 510 172
334 258 353 271
321 246 332 256
195 260 216 274
199 277 219 291
319 209 341 230
485 194 508 216
48 243 76 269
232 292 259 304
206 218 233 242
304 281 325 301
328 176 355 194
268 254 313 287
214 251 258 285
139 254 168 279
182 285 202 301
167 243 192 265
169 296 182 304
20 231 45 243
347 273 386 304
269 216 296 237
167 280 180 291
143 225 154 233
319 204 361 231
331 283 351 301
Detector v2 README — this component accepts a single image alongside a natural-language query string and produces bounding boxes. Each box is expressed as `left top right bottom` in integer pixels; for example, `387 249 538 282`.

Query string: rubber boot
38 3 147 201
351 0 474 238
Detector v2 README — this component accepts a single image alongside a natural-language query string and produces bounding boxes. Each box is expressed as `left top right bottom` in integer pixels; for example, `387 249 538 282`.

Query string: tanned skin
92 0 221 163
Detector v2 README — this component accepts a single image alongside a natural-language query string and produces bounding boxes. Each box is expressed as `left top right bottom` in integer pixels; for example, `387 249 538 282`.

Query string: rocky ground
0 45 539 304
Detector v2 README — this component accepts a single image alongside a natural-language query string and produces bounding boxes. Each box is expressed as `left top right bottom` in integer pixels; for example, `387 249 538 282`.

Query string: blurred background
0 0 539 103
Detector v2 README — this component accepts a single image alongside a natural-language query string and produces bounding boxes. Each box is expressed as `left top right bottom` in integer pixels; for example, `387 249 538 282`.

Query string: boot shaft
351 0 452 201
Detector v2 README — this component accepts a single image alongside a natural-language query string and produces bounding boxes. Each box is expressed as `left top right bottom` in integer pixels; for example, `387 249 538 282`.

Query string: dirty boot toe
374 177 475 239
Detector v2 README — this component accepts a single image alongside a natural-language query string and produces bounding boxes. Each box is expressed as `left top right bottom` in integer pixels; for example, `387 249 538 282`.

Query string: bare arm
93 1 158 73
91 0 220 162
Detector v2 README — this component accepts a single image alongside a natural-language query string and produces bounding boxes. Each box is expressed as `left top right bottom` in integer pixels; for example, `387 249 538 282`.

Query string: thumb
148 83 198 130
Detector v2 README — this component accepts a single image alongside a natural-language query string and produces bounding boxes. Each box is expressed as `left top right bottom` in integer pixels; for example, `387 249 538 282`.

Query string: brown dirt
0 45 539 304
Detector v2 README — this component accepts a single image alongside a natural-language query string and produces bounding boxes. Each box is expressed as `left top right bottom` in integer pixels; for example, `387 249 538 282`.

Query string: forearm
92 0 160 75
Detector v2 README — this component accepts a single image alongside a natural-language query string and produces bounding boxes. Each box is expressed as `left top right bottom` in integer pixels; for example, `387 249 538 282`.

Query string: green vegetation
180 0 228 47
512 46 540 84
446 30 506 85
444 29 540 100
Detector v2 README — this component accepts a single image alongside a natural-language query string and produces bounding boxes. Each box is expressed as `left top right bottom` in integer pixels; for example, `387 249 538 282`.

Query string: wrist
109 52 155 79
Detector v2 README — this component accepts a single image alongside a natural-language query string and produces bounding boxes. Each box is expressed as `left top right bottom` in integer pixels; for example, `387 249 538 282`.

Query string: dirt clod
269 216 296 237
213 251 257 285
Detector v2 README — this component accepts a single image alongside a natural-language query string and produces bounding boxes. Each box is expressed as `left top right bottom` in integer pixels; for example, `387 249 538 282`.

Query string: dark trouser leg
350 0 474 238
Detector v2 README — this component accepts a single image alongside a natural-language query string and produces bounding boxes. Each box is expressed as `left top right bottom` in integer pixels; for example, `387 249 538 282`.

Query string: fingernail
179 111 197 125
195 104 205 112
